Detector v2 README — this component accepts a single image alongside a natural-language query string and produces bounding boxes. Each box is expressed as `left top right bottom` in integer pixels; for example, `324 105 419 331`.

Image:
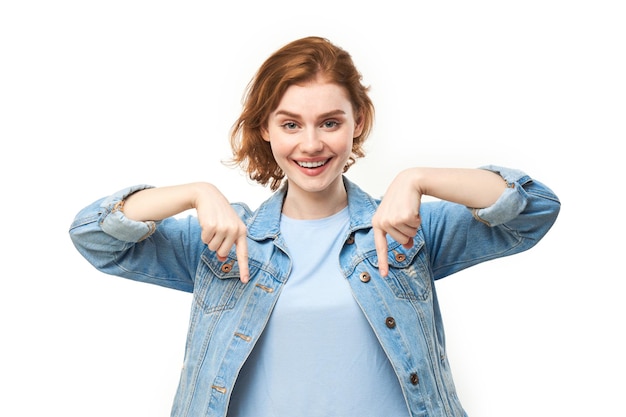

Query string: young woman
69 36 560 417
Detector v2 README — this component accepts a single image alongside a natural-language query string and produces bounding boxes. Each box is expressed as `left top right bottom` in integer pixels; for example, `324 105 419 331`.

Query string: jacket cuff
472 165 529 226
99 184 159 242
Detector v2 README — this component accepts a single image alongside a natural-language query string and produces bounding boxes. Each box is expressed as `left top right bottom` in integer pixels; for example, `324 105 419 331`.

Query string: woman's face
263 78 363 202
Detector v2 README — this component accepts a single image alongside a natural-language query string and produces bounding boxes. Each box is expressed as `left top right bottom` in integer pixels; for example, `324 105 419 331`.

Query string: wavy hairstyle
228 36 375 191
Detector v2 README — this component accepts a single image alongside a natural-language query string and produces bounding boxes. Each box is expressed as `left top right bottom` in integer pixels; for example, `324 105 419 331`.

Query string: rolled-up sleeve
424 165 561 279
99 184 159 242
69 184 199 293
472 165 531 227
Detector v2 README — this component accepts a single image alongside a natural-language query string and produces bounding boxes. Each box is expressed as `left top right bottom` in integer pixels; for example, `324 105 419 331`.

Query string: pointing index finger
374 227 389 277
235 235 250 283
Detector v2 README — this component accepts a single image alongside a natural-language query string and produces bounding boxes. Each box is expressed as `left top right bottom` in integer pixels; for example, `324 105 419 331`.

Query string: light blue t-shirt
228 207 409 417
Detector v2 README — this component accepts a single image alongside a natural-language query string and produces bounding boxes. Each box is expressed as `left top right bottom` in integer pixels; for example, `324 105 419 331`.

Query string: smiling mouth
297 159 328 168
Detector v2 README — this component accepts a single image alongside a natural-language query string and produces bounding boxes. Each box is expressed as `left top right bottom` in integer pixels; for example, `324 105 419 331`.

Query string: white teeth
298 160 326 168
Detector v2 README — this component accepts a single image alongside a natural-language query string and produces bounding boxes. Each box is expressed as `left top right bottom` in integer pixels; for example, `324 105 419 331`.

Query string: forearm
123 182 214 221
406 167 507 208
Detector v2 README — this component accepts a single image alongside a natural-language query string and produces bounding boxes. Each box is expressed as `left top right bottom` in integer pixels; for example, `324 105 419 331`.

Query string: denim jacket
69 165 560 417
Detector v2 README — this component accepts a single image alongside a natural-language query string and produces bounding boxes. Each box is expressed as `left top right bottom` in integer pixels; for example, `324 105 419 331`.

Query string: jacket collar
246 176 379 242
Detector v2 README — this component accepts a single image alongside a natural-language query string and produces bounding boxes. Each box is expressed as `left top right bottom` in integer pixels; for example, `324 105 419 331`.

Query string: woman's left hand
372 169 422 277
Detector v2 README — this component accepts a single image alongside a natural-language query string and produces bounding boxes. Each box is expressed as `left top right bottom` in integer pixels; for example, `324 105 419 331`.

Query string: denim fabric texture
69 166 561 417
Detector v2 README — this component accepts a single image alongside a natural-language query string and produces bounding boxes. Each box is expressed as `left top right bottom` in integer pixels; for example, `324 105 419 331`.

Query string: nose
301 129 324 153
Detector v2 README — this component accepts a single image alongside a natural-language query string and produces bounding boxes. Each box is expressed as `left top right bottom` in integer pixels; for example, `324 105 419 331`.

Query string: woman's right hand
123 182 250 283
193 183 250 283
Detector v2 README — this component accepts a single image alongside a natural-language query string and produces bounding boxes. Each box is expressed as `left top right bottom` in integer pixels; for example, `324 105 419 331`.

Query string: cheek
268 139 289 162
338 136 354 155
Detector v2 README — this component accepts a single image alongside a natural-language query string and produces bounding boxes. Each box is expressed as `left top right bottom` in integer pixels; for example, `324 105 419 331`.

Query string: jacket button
410 373 419 385
221 263 232 273
385 317 396 328
395 253 406 262
359 272 371 283
346 235 355 244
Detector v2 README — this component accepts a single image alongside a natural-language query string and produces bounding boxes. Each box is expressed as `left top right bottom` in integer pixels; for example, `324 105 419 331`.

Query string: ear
353 112 365 138
261 127 270 142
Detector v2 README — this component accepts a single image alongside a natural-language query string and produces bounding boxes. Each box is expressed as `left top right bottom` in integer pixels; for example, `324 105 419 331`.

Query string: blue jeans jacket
69 165 560 417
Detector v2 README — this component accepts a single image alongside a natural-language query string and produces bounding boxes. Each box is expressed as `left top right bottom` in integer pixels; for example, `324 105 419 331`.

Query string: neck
281 180 348 220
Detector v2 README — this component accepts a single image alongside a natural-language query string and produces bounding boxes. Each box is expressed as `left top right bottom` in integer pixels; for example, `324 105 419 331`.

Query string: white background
1 1 624 416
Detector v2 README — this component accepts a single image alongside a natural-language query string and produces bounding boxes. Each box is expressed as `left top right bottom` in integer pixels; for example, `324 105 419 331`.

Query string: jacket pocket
382 244 432 301
193 252 250 314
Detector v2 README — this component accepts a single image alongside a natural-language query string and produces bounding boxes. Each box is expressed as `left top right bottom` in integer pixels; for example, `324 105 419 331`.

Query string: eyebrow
273 109 347 119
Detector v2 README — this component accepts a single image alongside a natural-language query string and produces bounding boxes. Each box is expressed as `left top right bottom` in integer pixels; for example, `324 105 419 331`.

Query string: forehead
274 80 353 116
